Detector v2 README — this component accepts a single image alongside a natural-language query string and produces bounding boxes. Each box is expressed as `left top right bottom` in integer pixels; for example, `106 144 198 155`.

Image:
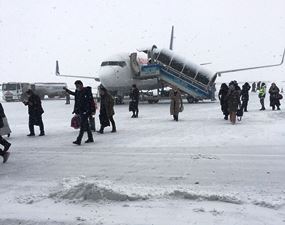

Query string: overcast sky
0 0 285 88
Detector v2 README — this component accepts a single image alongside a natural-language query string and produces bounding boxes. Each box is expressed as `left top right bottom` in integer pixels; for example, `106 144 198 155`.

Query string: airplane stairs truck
136 48 217 103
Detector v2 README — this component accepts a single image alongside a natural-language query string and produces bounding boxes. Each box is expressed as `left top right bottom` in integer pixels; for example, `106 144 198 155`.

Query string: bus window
157 51 172 66
2 83 17 91
170 58 184 72
195 72 210 85
182 65 196 78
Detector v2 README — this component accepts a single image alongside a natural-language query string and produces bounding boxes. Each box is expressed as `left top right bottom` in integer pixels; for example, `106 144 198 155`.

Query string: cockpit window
101 61 126 67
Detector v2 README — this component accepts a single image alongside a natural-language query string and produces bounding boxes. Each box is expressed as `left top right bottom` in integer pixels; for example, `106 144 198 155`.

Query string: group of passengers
218 81 283 124
1 79 283 163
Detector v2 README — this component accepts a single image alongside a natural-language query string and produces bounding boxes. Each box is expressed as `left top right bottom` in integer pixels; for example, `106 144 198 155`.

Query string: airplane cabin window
101 61 126 67
170 58 184 72
195 72 210 85
182 65 196 78
157 52 171 66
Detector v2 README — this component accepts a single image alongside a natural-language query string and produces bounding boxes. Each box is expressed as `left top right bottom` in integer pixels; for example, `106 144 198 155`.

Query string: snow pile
49 177 148 202
252 200 285 210
47 177 285 211
168 190 242 204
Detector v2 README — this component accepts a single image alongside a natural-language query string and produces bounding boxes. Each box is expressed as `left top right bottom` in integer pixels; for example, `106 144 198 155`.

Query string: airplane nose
99 66 120 87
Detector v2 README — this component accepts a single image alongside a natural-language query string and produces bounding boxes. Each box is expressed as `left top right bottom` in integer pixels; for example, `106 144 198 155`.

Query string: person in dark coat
218 83 229 120
23 89 45 136
129 84 140 118
257 81 261 91
251 82 256 92
0 103 11 163
169 88 183 121
240 82 251 112
227 81 241 124
269 83 281 110
259 83 266 110
0 102 11 137
98 85 116 133
64 80 95 145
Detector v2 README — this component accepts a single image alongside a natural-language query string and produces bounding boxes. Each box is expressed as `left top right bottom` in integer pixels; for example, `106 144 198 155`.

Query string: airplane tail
169 26 174 50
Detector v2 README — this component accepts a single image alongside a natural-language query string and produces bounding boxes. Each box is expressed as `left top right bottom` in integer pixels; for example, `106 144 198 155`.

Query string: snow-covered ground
0 92 285 225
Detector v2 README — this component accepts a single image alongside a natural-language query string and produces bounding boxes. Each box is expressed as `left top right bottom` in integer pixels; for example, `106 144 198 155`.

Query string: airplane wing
216 48 285 76
55 61 100 82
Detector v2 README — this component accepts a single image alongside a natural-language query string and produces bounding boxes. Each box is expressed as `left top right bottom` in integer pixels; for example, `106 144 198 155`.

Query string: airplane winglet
55 60 100 81
56 60 60 76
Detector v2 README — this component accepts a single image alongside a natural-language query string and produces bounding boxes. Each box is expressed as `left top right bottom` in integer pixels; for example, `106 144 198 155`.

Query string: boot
72 140 81 145
111 119 116 132
97 127 104 134
277 106 281 110
85 139 94 143
39 132 45 136
27 133 35 136
224 115 228 120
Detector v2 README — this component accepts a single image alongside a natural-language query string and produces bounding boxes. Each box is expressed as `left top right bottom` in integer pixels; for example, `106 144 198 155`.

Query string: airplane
56 26 285 104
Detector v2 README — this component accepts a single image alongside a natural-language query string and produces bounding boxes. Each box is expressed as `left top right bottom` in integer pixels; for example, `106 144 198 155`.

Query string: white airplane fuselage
98 52 160 96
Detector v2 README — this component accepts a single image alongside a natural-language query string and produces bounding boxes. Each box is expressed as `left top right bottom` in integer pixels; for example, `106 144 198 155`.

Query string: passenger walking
23 89 45 136
218 83 229 120
240 82 251 112
0 103 11 137
251 82 256 92
98 85 116 133
257 81 261 91
259 83 266 111
269 83 281 110
227 81 241 125
64 80 95 145
170 88 183 121
0 103 11 163
129 84 140 118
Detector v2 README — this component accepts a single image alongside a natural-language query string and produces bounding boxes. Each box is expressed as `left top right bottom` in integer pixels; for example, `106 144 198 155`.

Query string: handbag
179 105 184 112
71 115 80 129
277 93 283 100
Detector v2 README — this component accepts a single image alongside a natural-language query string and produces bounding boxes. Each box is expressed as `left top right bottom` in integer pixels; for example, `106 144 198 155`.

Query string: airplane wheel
186 96 195 103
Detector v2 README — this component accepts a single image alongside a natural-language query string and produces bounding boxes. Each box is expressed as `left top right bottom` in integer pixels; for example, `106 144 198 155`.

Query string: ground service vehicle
2 82 67 102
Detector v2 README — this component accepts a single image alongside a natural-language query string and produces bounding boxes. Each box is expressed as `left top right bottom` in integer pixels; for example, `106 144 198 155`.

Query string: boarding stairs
139 63 212 100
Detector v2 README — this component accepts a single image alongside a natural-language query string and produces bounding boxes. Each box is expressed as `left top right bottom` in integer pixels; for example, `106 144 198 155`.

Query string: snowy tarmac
0 92 285 225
